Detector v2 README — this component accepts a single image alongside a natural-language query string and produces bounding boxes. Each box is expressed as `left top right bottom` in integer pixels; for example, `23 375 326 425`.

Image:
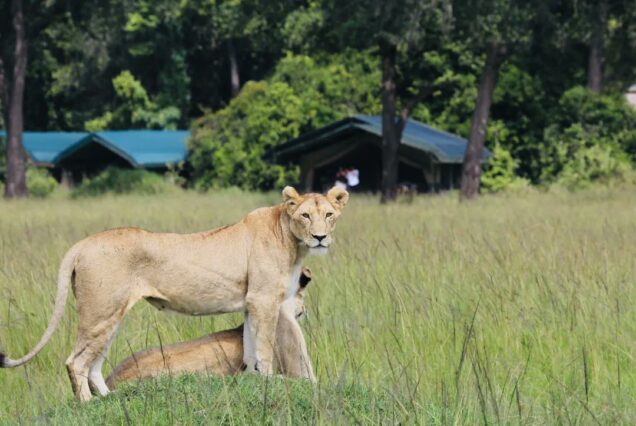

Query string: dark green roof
269 115 490 164
0 130 189 167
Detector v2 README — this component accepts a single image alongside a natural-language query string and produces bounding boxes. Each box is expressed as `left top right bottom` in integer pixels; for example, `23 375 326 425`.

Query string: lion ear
327 187 349 210
299 267 312 288
282 186 301 212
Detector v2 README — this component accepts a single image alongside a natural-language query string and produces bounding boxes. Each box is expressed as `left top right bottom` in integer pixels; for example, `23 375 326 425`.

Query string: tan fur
0 186 347 401
106 268 314 388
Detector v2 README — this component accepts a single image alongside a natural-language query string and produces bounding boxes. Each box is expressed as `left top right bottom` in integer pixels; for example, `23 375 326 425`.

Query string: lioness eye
326 212 333 218
302 213 310 219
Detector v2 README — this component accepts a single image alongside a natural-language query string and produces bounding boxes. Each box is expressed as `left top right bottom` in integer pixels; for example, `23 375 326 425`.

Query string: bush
481 145 530 193
539 87 636 186
189 81 303 191
189 51 380 191
72 167 180 197
557 144 634 190
27 168 58 198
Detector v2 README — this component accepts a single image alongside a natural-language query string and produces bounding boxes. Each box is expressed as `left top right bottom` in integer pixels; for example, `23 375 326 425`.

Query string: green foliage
189 51 380 191
540 86 636 186
490 63 549 180
5 0 636 191
26 168 58 198
411 42 481 137
480 144 529 192
190 81 301 191
453 0 534 47
271 51 381 126
85 71 181 131
557 141 633 190
281 4 325 52
72 167 180 197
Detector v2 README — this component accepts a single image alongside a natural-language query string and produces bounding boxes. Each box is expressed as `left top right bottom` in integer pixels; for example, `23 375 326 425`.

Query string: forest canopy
1 0 636 192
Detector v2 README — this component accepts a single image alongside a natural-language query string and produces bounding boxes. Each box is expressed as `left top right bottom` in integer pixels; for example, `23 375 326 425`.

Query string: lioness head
282 186 349 254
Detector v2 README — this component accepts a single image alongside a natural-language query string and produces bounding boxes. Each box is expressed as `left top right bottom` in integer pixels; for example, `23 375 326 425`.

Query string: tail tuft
0 352 6 368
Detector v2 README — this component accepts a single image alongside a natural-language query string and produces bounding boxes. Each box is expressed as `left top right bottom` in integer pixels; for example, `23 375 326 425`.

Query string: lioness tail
0 246 78 368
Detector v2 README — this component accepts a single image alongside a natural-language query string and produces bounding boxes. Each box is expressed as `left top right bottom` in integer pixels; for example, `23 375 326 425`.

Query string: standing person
345 167 360 191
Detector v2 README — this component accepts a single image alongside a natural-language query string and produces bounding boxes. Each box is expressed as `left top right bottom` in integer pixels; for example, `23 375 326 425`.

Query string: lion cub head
283 186 349 255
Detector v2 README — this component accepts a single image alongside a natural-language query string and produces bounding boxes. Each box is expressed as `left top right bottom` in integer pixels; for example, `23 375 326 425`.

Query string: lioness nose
313 234 326 242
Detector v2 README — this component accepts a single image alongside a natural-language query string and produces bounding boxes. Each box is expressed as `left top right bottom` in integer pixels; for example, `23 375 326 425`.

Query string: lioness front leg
244 293 282 374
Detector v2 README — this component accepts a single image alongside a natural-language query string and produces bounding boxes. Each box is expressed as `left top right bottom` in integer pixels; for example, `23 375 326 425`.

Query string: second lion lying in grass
106 268 315 388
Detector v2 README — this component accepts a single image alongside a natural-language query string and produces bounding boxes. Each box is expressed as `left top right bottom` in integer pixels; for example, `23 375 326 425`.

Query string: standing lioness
0 186 348 401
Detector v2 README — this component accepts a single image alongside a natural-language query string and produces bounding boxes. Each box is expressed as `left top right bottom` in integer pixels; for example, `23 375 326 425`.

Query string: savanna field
0 189 634 424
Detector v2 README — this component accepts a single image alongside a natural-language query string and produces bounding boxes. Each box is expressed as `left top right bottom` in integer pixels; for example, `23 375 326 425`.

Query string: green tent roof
268 115 490 164
0 130 189 167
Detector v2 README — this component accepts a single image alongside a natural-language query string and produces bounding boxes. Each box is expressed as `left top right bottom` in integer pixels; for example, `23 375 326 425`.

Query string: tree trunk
4 0 28 198
0 57 8 126
228 40 240 98
380 46 402 204
586 2 606 93
460 40 501 201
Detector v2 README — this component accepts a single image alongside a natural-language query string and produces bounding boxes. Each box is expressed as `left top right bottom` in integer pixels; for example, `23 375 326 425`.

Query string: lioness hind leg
88 324 120 396
66 317 124 401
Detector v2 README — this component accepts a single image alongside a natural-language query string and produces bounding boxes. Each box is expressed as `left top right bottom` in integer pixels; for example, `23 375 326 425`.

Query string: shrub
557 144 633 190
481 144 530 193
27 168 58 198
72 167 179 197
539 87 636 186
189 81 303 191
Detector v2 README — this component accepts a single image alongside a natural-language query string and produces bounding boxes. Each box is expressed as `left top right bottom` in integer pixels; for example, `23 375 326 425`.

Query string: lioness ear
299 267 312 288
327 186 349 210
282 186 301 212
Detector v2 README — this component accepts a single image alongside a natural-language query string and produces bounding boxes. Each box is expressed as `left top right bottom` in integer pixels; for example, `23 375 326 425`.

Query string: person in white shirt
345 168 359 188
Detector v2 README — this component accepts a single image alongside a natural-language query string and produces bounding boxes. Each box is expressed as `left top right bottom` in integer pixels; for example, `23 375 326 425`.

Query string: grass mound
41 374 390 425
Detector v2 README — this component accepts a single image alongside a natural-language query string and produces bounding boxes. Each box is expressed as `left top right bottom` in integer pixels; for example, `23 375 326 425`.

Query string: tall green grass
0 189 634 424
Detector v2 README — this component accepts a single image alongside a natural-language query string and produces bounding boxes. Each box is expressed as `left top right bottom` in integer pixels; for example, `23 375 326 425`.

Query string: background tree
1 0 635 195
1 0 28 198
324 0 451 203
456 0 534 200
586 1 606 93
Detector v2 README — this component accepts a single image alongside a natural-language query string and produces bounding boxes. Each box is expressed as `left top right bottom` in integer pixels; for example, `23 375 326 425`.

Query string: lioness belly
146 266 248 315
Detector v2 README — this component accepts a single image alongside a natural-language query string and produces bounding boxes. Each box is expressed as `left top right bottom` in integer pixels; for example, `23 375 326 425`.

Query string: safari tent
267 115 490 193
0 130 188 184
